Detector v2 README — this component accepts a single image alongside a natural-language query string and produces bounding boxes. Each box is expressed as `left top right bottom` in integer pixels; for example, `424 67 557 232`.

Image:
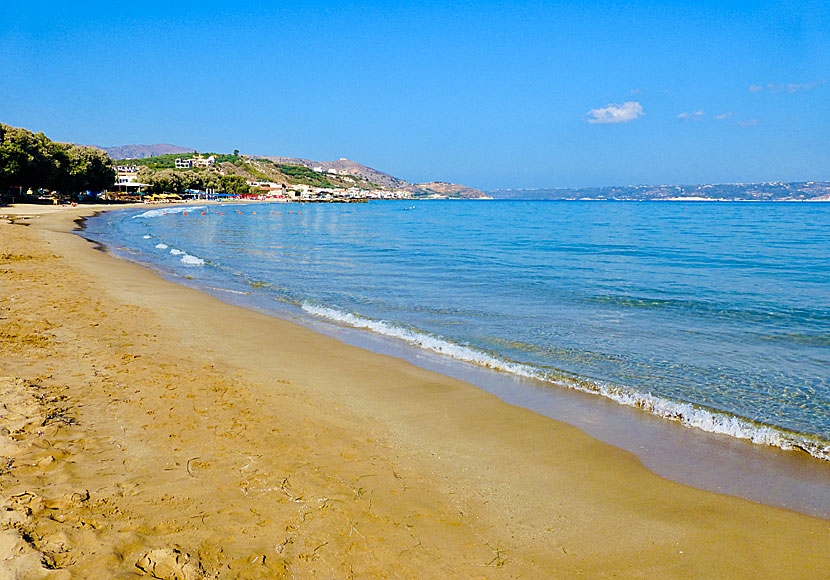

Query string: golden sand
0 204 827 579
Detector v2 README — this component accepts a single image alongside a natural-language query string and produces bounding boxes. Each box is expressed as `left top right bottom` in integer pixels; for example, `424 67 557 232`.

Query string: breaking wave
133 206 206 219
167 247 205 265
180 254 205 265
301 302 830 461
154 244 204 265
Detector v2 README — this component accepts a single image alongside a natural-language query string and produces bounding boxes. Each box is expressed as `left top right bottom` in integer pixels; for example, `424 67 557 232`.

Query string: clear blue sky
1 1 827 189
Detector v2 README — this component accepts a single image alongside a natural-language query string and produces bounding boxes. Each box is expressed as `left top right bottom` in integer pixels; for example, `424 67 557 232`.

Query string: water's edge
77 205 830 519
300 302 830 462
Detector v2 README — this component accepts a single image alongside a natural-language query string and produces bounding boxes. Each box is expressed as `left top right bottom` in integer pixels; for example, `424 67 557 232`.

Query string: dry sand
0 204 827 579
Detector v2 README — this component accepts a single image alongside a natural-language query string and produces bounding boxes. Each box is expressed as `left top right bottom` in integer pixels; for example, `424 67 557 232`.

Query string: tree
179 171 200 191
0 123 115 197
137 166 154 184
0 126 58 190
233 149 239 157
149 169 184 194
220 174 250 196
57 144 116 194
201 171 221 192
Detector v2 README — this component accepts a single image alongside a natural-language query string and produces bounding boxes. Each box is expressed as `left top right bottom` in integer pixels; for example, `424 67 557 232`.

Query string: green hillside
117 153 383 193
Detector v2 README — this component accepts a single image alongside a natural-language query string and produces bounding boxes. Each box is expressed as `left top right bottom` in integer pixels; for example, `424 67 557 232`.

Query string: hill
259 156 485 198
404 181 489 198
107 145 487 198
224 157 381 190
489 181 830 202
103 144 194 159
260 156 410 190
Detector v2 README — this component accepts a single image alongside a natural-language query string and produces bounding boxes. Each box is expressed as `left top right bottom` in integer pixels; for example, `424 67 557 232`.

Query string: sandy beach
0 204 827 579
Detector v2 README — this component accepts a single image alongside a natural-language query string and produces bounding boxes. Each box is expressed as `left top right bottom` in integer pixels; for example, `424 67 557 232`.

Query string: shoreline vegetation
0 204 828 578
0 123 116 203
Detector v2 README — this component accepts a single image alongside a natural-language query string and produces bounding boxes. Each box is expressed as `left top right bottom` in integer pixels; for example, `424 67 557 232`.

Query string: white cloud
677 110 704 121
714 112 735 120
781 80 824 93
585 101 644 124
749 80 825 93
737 119 759 127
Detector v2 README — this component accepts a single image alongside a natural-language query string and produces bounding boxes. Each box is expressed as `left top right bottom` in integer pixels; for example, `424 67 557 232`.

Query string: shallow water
83 200 830 461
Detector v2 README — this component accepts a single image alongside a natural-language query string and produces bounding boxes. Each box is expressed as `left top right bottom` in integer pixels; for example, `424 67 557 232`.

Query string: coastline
1 204 828 578
86 200 830 513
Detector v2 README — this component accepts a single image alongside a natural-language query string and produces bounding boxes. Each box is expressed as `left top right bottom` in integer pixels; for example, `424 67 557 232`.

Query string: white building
175 155 216 169
192 155 216 168
113 168 150 193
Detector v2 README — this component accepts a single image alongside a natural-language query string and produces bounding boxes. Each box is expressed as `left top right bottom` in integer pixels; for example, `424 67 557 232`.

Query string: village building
175 155 216 169
246 180 286 194
113 166 150 193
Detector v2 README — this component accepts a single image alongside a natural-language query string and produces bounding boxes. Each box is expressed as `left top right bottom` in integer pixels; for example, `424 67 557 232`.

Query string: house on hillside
192 155 216 168
175 155 216 169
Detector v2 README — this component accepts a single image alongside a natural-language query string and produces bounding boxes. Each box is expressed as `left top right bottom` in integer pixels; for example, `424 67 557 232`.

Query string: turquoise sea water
83 201 830 460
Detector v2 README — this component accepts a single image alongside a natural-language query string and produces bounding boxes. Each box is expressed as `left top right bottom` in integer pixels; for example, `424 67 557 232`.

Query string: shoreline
84 202 830 516
277 310 830 518
1 203 828 578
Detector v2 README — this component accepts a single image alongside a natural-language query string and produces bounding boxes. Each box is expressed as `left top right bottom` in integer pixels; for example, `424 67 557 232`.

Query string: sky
1 0 827 189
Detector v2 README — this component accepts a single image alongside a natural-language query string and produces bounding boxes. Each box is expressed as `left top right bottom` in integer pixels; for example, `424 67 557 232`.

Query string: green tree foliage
274 163 332 187
220 175 251 196
201 172 222 191
0 122 116 196
0 126 58 190
147 169 183 194
138 167 224 194
212 153 240 164
119 153 181 169
59 144 116 193
119 152 239 169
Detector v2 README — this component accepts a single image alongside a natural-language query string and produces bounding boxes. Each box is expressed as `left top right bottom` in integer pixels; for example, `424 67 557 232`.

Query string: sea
82 200 830 468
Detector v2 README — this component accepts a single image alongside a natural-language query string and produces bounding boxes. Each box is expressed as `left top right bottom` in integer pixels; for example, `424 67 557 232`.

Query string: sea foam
133 206 206 219
168 247 204 265
301 302 829 461
180 254 205 265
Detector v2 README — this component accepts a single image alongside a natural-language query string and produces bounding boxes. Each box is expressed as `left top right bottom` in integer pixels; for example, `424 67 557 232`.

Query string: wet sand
0 204 827 579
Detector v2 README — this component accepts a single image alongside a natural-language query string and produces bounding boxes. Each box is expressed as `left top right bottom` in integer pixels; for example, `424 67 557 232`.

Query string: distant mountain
404 181 488 198
489 181 830 202
103 144 194 159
